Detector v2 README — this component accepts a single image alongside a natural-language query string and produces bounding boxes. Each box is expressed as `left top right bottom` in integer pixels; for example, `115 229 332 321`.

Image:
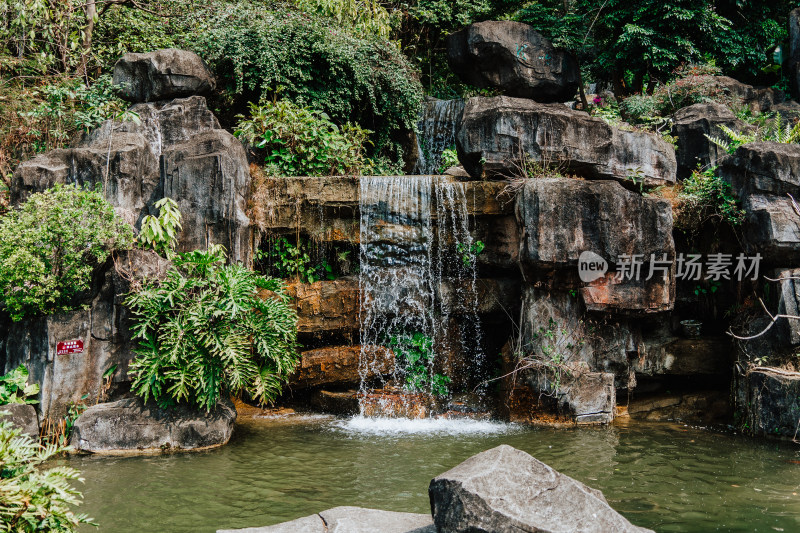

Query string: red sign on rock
56 340 84 355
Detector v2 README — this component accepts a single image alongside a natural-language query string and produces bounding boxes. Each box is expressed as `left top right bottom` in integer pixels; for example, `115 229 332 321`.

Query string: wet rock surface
289 346 393 389
457 96 677 185
72 396 236 454
429 444 653 533
0 403 39 438
447 21 580 103
113 48 215 103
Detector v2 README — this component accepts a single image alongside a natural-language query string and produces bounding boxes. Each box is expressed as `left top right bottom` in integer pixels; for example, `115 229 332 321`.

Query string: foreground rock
457 96 677 185
429 445 652 533
0 403 39 438
217 506 434 533
113 48 215 103
447 21 579 103
737 368 800 439
72 396 236 454
672 102 747 179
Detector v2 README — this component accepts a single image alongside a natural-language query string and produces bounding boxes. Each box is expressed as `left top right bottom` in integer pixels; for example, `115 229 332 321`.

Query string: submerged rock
429 444 653 533
0 403 39 438
217 506 435 533
72 396 236 454
672 102 747 179
113 48 215 103
457 96 677 185
446 21 579 103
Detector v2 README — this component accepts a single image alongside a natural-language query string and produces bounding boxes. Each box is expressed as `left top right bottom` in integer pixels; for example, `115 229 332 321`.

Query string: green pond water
67 415 800 533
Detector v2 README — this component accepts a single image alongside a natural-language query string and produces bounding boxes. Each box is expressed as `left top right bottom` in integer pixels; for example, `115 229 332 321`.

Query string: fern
706 118 800 154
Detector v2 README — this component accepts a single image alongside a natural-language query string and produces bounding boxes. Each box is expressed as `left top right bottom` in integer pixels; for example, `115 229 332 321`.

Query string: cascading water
358 175 483 417
413 98 466 175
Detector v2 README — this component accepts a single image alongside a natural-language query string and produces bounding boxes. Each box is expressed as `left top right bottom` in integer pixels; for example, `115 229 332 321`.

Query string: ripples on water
68 417 800 533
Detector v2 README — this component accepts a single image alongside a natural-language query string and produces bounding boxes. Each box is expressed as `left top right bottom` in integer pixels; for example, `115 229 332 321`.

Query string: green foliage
138 198 183 256
0 418 93 532
235 99 373 177
675 166 745 234
457 240 485 267
389 332 451 397
437 147 460 173
0 366 39 406
293 0 397 39
193 2 422 162
257 237 333 284
125 245 299 411
706 117 800 154
0 184 134 321
526 318 586 394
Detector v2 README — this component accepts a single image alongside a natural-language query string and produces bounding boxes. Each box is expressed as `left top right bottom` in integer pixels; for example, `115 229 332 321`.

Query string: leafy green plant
294 0 396 38
389 332 451 397
0 366 39 405
125 245 299 411
457 240 485 267
674 166 745 235
706 117 800 154
138 198 183 256
258 237 334 284
437 147 460 173
0 183 134 321
235 99 375 177
0 417 93 532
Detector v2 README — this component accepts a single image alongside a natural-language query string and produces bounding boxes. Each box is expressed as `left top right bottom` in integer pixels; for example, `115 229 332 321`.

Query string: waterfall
413 98 465 175
358 176 483 416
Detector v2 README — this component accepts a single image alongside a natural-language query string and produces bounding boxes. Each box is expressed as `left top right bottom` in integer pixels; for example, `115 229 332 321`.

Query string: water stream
68 417 800 533
413 98 465 175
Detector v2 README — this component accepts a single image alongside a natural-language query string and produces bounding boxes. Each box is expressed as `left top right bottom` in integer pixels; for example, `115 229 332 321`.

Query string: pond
68 415 800 532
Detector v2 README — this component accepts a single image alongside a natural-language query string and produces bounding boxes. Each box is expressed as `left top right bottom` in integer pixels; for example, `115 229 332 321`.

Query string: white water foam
333 416 516 437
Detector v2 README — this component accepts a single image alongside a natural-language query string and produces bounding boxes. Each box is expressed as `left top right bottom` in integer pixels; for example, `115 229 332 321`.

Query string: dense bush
0 184 133 321
0 418 92 532
235 99 377 176
125 245 299 411
191 2 422 162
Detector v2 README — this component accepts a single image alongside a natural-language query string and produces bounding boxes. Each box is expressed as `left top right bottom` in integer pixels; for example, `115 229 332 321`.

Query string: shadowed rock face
72 396 236 454
457 96 677 185
672 102 747 179
738 369 800 439
429 444 653 533
447 21 579 103
113 48 216 103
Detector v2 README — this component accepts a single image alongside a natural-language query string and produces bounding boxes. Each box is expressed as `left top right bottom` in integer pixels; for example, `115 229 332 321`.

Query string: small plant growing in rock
457 240 485 267
389 332 451 397
0 417 93 531
0 183 133 321
437 147 460 173
137 197 182 257
674 166 745 236
258 237 334 284
706 117 800 154
125 245 299 411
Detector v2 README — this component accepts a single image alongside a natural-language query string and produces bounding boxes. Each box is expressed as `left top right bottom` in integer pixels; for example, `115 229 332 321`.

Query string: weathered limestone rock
516 179 675 314
217 506 435 533
162 129 252 264
72 396 236 454
1 249 169 420
446 21 580 103
289 346 393 389
626 391 731 424
0 404 39 438
429 445 653 533
672 102 747 179
286 279 360 334
113 48 215 103
738 368 800 439
457 96 677 185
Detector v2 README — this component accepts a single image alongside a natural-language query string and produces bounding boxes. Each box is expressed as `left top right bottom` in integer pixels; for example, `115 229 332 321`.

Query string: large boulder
0 403 39 438
737 368 800 439
1 249 169 420
429 445 652 532
113 48 215 103
217 507 435 533
516 179 675 314
446 21 579 103
72 396 236 453
671 102 747 179
457 96 677 185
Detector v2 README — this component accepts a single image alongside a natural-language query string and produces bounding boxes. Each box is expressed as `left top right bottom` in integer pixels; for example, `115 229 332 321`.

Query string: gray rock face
217 507 435 533
113 48 215 103
72 396 236 453
719 143 800 264
0 403 39 438
1 249 169 420
516 179 675 314
429 445 653 533
738 368 800 439
672 102 746 179
447 21 579 103
457 96 676 185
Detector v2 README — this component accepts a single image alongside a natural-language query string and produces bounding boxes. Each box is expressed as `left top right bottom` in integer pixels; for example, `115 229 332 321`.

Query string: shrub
389 332 451 397
674 166 745 235
125 245 299 411
137 197 183 257
0 418 93 532
0 365 39 405
191 2 422 162
235 99 373 177
0 184 134 321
